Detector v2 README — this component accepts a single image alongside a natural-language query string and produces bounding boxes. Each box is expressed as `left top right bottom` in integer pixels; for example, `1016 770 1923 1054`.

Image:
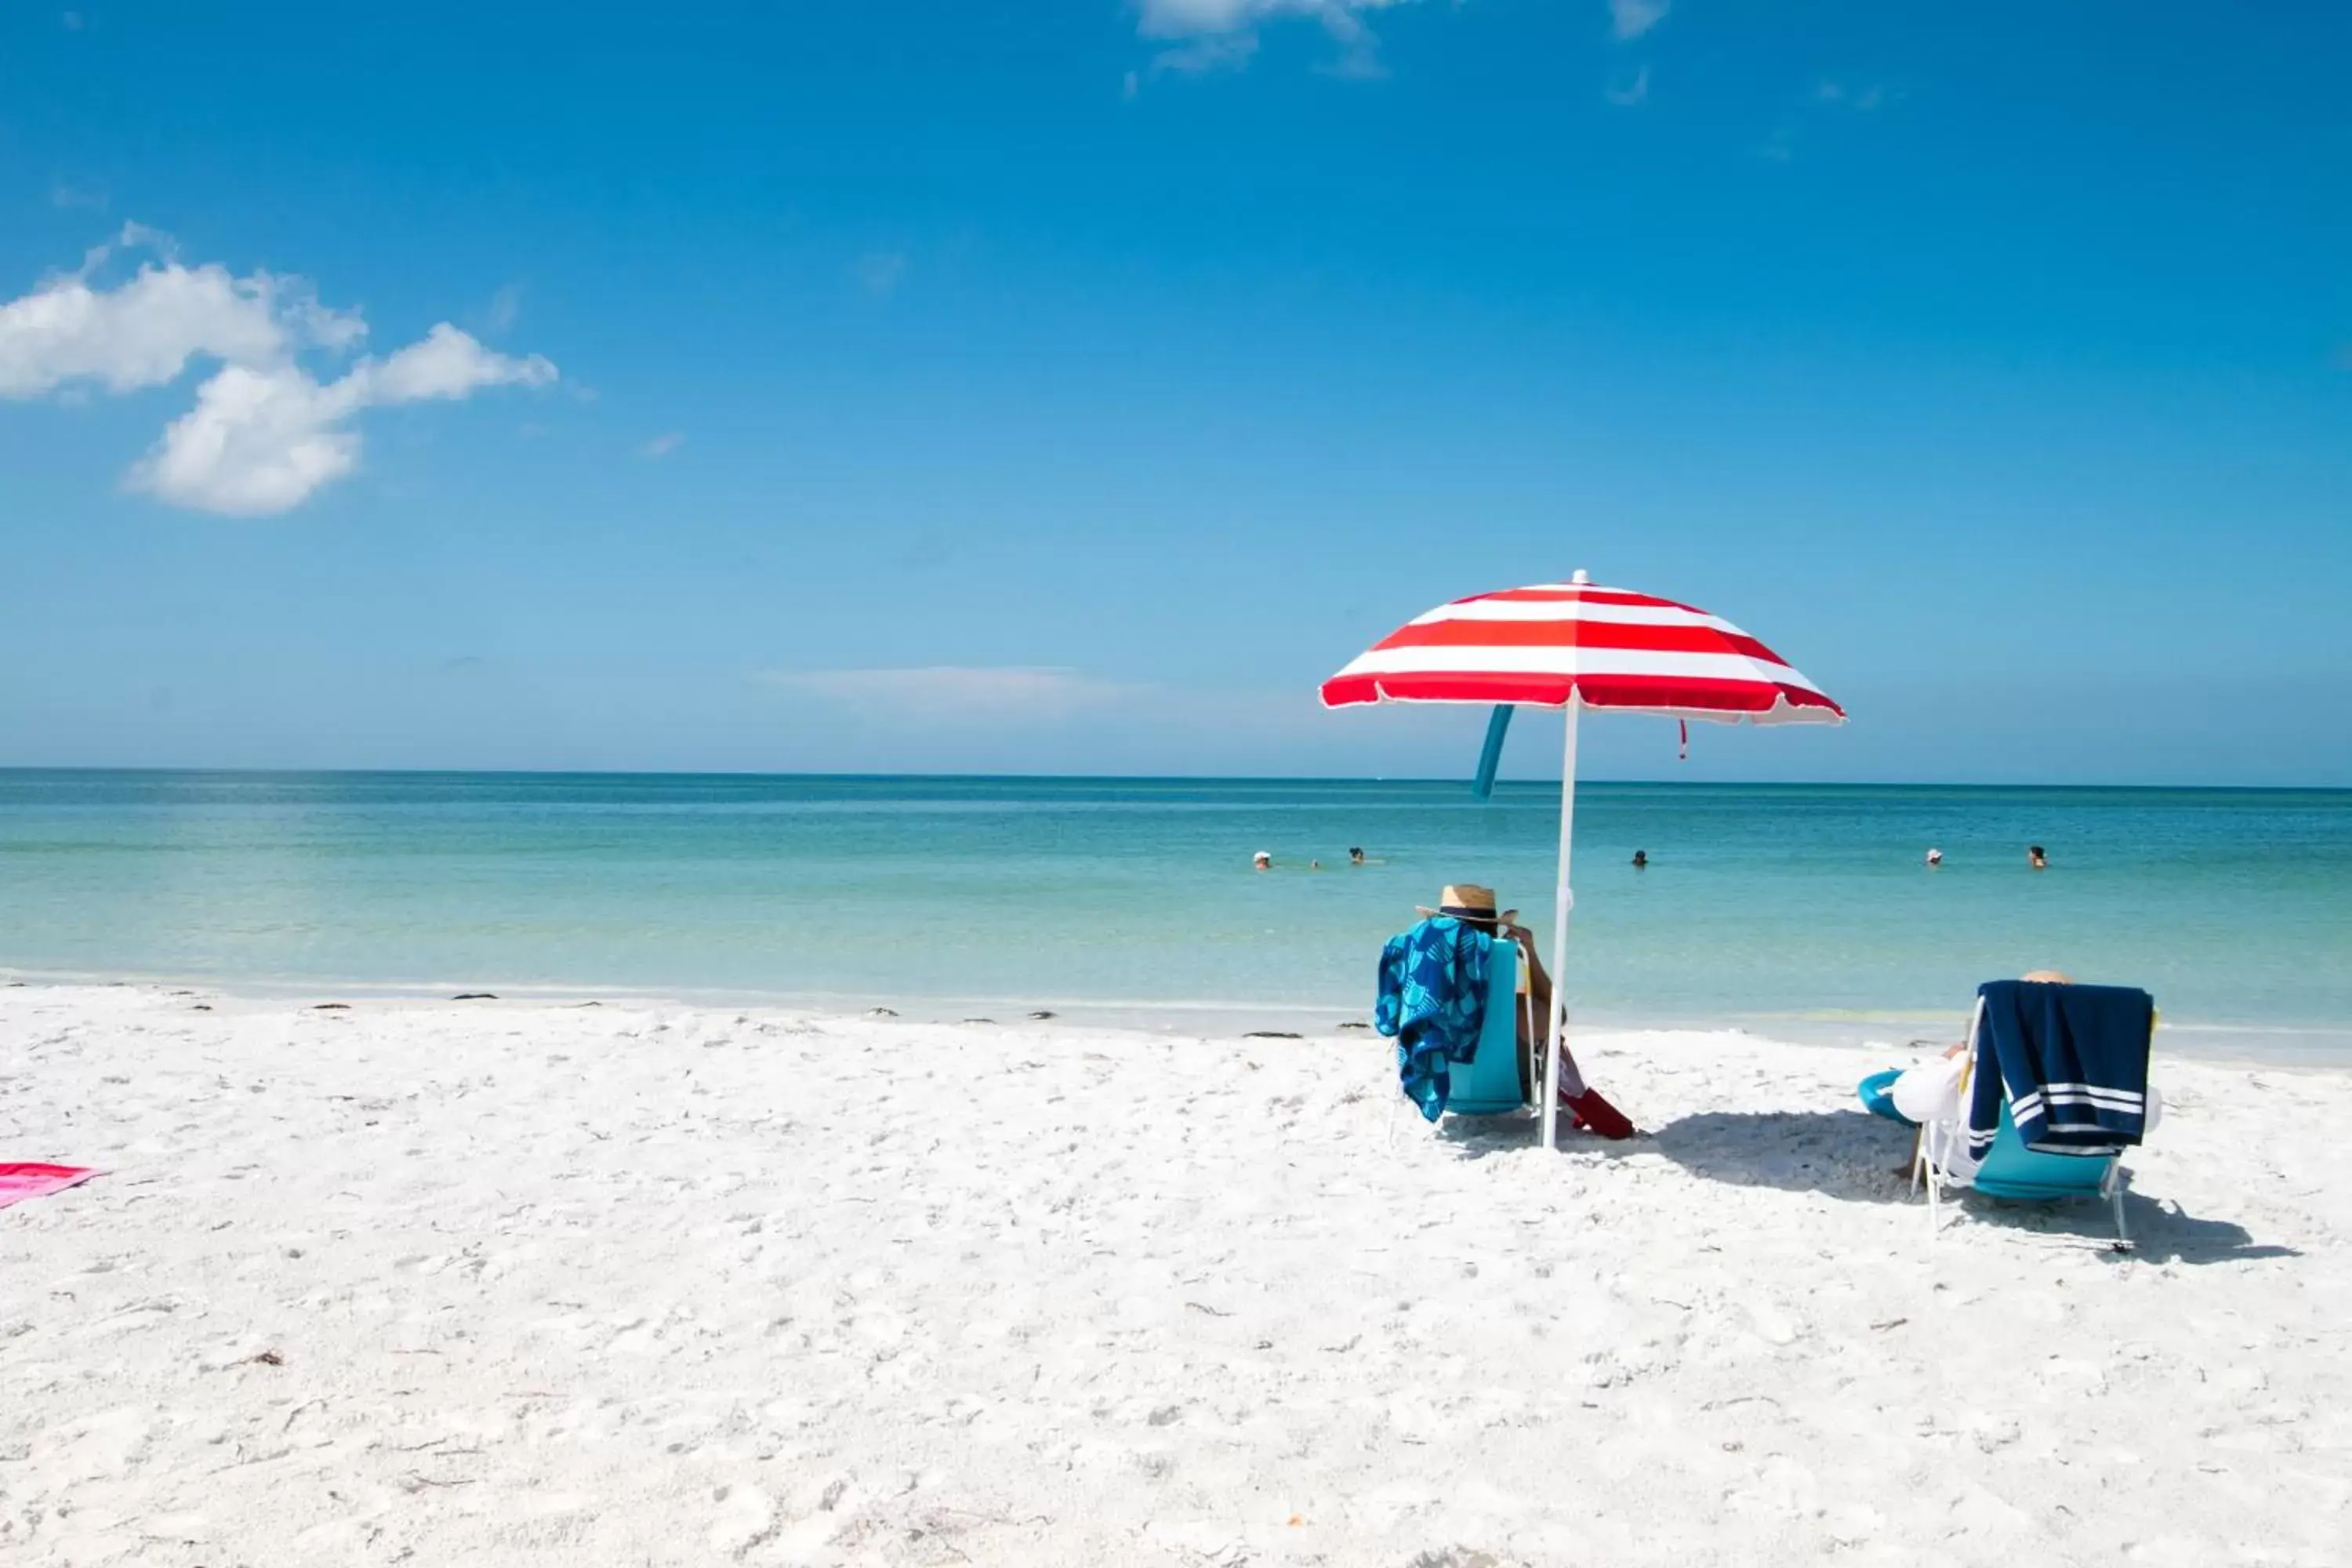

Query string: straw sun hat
1416 884 1519 925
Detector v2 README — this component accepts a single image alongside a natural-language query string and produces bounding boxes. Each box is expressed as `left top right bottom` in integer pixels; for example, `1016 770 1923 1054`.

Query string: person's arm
1503 920 1597 1105
1503 921 1552 1022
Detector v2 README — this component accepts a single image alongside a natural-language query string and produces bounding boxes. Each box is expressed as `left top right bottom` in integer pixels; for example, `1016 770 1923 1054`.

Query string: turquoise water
2 771 2347 1058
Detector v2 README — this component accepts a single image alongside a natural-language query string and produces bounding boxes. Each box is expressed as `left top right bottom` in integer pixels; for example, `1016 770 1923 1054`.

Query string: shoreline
8 966 2350 1069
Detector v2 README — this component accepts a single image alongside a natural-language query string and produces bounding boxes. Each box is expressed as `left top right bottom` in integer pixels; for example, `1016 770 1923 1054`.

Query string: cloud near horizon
757 666 1137 724
0 227 556 515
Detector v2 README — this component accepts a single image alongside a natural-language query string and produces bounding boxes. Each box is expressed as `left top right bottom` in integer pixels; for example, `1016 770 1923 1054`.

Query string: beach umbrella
1322 570 1843 1149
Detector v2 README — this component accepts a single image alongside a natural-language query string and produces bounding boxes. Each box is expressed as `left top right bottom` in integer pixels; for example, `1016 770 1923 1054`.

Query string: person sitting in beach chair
1858 968 2075 1129
1902 972 2161 1249
1375 884 1635 1139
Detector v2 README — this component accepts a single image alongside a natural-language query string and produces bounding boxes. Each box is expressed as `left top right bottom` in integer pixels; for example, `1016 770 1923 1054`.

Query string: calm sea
2 771 2347 1059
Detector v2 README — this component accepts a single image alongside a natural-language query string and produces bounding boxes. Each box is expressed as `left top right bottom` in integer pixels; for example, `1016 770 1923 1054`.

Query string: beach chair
1387 939 1530 1142
1913 994 2147 1251
1440 939 1530 1116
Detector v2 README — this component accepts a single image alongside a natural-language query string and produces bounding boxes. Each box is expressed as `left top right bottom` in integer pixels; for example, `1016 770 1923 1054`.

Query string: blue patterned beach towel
1375 916 1496 1121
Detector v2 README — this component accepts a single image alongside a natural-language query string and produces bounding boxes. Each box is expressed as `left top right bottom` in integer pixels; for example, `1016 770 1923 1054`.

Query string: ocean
2 770 2347 1059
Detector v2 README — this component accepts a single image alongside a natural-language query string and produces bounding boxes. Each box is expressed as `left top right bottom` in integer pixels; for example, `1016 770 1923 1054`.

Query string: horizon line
1 765 2347 793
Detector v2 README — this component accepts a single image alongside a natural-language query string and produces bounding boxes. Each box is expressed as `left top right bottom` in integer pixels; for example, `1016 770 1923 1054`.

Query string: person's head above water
1926 848 1944 866
2028 844 2049 868
1251 850 1271 870
1631 850 1648 868
1348 847 1365 864
1417 883 1517 935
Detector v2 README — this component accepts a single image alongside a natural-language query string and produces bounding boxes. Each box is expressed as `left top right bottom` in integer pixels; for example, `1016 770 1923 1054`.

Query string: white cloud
127 325 552 516
1152 31 1260 74
0 227 556 515
1315 5 1386 79
1137 0 1302 35
1610 0 1669 41
1606 64 1650 106
0 235 360 398
366 321 553 403
129 365 363 516
1131 0 1416 78
639 430 684 459
757 666 1134 724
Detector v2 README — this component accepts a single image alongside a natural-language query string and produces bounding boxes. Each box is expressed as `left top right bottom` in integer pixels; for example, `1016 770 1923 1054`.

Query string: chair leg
1915 1121 1947 1235
2104 1162 2133 1252
1920 1132 1940 1235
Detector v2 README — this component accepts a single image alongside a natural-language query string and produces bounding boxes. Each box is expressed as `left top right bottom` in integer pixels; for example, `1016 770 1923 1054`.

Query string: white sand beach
3 982 2347 1566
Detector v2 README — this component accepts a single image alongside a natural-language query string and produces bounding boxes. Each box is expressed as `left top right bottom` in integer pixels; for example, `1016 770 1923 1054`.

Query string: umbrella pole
1542 699 1580 1151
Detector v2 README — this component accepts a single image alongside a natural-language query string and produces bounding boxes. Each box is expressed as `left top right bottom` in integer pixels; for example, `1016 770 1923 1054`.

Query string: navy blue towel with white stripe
1967 980 2154 1160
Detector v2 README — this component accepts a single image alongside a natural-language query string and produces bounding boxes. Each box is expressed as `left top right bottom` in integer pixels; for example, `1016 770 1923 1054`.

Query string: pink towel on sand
0 1163 97 1210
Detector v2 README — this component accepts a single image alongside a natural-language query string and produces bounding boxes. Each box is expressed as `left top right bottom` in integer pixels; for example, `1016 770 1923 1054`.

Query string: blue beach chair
1914 993 2149 1250
1388 940 1529 1143
1439 940 1528 1116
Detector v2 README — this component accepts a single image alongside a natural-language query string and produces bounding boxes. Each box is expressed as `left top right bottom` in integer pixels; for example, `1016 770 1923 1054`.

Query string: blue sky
2 1 2347 783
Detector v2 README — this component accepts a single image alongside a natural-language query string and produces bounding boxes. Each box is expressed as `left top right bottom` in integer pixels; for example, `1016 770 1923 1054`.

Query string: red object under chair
1563 1090 1638 1141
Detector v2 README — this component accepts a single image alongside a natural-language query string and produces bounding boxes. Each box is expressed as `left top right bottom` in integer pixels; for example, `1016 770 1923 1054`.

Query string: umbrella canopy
1323 571 1842 1149
1319 576 1842 721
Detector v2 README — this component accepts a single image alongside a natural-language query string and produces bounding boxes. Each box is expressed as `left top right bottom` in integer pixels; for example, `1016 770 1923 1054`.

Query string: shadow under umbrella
1645 1109 1918 1203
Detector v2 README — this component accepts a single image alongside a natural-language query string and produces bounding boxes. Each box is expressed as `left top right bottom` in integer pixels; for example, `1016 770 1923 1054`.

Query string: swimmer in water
1926 848 1944 867
1631 850 1648 869
1252 851 1272 871
2028 844 2048 869
1348 847 1365 866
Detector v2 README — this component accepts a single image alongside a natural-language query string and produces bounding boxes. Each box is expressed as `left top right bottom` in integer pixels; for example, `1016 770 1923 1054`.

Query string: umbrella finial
1571 568 1590 586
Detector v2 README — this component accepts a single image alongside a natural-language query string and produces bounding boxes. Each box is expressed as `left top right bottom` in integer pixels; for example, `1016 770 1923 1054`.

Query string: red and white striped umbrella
1319 574 1842 721
1324 570 1842 1149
